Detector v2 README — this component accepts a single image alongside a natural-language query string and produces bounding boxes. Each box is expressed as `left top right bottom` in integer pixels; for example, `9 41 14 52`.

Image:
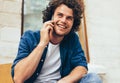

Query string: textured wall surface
0 0 22 63
85 0 120 83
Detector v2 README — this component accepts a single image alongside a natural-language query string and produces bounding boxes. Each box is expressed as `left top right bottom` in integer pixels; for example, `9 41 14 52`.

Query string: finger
46 25 53 32
44 21 54 27
46 20 54 24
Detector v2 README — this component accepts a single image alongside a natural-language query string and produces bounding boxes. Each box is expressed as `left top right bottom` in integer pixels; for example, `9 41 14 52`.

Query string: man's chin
53 31 66 37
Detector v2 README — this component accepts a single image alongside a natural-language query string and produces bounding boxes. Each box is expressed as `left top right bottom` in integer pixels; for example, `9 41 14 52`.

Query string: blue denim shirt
11 30 87 83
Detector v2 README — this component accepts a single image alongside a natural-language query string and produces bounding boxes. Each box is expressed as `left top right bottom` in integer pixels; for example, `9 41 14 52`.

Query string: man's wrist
37 42 47 48
57 76 73 83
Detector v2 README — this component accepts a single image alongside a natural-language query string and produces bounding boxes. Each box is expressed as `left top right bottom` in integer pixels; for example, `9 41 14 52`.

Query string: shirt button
41 59 44 62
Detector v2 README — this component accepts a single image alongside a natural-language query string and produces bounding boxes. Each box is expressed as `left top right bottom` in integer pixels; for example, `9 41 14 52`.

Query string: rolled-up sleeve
71 33 88 70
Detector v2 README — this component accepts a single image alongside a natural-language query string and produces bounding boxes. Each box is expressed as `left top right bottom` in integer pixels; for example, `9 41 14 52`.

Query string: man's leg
79 73 102 83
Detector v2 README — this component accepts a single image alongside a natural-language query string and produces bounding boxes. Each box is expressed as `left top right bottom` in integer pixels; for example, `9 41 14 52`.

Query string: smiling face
52 4 74 37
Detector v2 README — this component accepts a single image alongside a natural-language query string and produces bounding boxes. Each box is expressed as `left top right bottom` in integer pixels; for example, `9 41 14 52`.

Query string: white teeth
58 25 65 28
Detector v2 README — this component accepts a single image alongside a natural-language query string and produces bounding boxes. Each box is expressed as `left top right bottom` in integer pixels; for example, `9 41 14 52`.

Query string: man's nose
61 17 67 23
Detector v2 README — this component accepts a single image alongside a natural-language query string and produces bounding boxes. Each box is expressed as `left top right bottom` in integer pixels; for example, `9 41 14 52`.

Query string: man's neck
50 33 64 45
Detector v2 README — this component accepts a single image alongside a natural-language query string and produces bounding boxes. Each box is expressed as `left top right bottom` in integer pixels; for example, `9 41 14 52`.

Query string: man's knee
79 73 102 83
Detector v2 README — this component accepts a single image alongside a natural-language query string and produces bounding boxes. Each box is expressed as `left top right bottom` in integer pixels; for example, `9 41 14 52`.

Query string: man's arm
13 21 54 83
57 66 87 83
13 43 46 83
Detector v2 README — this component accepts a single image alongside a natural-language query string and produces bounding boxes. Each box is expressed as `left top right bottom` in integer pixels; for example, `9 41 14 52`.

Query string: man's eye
57 13 63 17
67 17 73 21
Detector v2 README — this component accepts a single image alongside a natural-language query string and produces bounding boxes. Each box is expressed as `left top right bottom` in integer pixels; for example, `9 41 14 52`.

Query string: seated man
11 0 102 83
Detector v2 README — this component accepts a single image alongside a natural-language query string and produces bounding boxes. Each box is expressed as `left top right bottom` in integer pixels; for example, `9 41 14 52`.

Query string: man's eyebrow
57 12 73 17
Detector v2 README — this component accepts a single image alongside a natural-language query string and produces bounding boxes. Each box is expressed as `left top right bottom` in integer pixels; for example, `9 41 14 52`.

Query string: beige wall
0 0 22 63
85 0 120 83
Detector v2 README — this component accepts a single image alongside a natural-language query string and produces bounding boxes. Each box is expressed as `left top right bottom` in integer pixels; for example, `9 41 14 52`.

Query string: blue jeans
79 73 102 83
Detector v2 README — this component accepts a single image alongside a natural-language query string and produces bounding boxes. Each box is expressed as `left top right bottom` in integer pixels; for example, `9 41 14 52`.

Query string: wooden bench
0 63 13 83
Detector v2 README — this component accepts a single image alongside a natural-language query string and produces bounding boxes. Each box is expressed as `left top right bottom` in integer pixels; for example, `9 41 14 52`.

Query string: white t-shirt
34 42 61 83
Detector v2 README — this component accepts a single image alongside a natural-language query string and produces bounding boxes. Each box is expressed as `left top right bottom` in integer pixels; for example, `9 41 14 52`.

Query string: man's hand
57 66 87 83
39 21 54 47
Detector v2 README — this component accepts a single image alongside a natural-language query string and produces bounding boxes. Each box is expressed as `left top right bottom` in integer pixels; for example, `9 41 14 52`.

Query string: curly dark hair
42 0 84 32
